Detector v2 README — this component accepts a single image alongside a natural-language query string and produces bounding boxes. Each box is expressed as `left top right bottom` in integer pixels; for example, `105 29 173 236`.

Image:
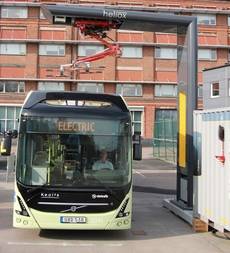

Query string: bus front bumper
13 199 132 230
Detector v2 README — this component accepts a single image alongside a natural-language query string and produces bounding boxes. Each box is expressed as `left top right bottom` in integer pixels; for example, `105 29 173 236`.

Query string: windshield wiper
27 184 48 194
25 184 48 203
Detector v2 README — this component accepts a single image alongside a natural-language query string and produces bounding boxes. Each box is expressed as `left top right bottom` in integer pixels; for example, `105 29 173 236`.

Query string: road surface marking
105 243 123 247
134 169 176 174
7 242 93 247
0 202 12 209
133 170 146 178
7 242 123 247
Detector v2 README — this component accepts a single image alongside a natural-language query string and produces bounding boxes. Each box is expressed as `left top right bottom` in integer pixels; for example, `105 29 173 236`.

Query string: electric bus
2 91 142 230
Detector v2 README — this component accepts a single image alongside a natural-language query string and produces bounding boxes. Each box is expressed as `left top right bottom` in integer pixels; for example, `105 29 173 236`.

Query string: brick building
0 0 230 143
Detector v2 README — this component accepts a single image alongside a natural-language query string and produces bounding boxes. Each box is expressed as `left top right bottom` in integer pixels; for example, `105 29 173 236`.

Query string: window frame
0 81 25 93
129 106 144 136
77 83 104 93
120 46 143 58
0 43 26 55
211 82 220 98
0 105 21 132
228 79 230 97
195 14 216 26
155 84 177 97
78 44 104 57
1 6 28 19
198 48 217 61
155 47 177 59
40 9 46 19
38 82 65 91
116 84 143 97
39 44 65 56
197 84 203 98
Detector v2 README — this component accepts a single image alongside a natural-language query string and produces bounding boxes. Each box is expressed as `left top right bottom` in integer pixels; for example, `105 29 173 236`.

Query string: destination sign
57 121 95 132
23 117 121 135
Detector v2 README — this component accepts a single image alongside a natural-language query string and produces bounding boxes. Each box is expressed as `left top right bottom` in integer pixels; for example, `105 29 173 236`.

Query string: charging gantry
42 3 198 211
59 19 122 76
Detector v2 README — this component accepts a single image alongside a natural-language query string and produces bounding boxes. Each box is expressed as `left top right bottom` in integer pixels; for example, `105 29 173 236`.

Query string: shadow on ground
38 192 193 241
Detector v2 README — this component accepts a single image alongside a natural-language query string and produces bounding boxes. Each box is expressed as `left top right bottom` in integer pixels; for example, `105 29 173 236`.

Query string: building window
198 85 203 98
116 84 142 97
77 83 104 93
155 47 177 59
129 107 144 134
155 85 177 97
195 14 216 26
0 43 26 55
228 16 230 26
198 49 216 60
38 82 65 91
228 79 230 96
39 44 65 56
121 46 143 58
0 81 25 93
211 82 219 98
1 7 28 19
78 44 104 57
0 106 21 132
40 9 46 19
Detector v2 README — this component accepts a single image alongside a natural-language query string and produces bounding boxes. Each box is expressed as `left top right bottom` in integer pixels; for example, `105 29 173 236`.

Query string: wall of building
0 0 230 141
203 65 230 109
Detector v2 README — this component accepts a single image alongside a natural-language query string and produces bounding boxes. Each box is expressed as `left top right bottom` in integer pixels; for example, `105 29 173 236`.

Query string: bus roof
23 91 129 113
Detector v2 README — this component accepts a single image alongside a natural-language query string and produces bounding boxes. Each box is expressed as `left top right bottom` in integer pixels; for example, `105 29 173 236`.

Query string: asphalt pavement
0 148 229 253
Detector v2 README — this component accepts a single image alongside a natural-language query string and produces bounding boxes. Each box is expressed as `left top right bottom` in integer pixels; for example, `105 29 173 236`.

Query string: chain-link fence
153 119 177 164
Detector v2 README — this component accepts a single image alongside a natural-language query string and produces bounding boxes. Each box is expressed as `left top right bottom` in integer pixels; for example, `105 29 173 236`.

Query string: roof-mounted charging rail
59 20 122 77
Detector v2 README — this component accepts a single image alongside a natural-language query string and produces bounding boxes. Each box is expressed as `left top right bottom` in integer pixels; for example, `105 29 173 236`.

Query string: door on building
129 106 144 136
153 109 177 163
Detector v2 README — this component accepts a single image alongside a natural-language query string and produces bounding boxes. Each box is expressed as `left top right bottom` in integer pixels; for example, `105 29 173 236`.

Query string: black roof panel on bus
23 91 129 113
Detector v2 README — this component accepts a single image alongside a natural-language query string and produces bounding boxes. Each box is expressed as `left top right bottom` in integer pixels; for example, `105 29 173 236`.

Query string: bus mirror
12 130 18 138
218 125 224 142
133 132 142 161
1 135 12 156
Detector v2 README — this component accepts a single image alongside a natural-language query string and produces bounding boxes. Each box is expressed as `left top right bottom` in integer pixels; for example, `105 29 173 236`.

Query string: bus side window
33 151 48 166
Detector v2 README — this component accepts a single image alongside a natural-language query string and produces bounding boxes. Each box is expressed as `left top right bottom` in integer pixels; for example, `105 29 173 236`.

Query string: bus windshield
16 118 131 188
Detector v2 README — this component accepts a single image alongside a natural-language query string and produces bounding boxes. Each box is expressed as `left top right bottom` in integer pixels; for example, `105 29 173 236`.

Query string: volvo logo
70 206 84 212
70 206 77 212
92 194 109 199
62 205 87 213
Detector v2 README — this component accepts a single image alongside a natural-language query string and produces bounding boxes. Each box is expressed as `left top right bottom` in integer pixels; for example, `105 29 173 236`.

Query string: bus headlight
15 196 30 217
116 198 129 218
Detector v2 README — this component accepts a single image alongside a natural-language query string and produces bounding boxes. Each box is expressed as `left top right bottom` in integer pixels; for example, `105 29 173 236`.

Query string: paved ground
0 148 229 253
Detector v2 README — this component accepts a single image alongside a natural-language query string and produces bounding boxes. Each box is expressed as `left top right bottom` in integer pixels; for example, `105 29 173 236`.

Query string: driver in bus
92 150 114 171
